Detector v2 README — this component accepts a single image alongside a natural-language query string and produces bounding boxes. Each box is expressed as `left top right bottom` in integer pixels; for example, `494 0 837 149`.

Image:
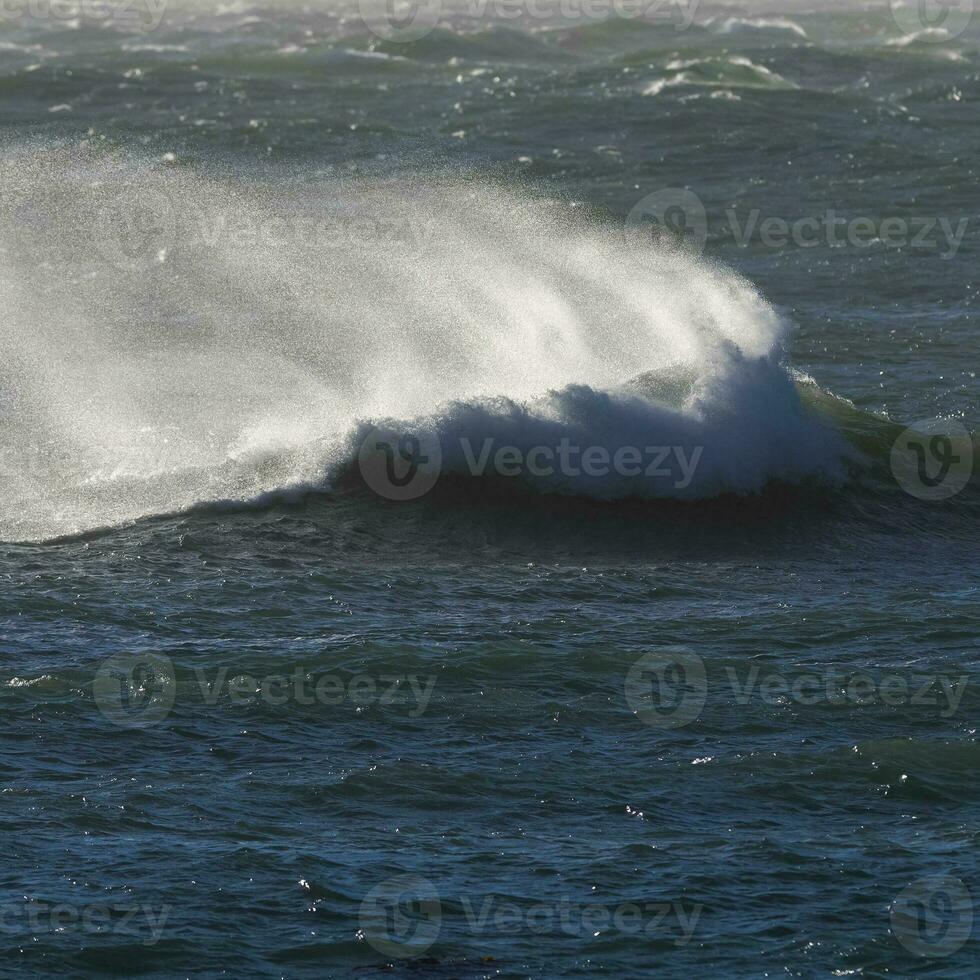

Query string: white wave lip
351 352 849 501
0 145 849 541
643 57 797 97
713 16 809 38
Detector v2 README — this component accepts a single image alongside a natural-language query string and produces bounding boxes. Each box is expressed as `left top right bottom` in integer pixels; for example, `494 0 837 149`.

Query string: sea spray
0 143 849 540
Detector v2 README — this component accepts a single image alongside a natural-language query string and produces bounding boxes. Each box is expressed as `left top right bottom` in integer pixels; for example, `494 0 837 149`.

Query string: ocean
0 0 978 975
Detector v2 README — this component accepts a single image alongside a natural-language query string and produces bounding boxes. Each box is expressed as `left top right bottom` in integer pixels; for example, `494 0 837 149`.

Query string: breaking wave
0 143 971 543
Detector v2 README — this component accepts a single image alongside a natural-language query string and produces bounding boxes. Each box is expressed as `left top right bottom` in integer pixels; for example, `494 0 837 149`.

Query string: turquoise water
1 2 979 976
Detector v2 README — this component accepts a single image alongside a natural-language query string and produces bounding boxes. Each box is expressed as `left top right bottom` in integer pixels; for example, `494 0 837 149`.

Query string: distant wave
711 16 808 38
642 56 798 97
884 28 953 46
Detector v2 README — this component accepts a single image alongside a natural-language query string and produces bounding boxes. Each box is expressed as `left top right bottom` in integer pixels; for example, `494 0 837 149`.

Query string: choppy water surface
0 1 978 976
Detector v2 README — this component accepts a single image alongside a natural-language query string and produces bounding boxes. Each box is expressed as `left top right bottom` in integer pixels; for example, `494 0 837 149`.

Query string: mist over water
0 144 852 541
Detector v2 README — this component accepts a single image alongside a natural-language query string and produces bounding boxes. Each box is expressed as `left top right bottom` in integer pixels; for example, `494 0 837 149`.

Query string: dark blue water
1 2 979 976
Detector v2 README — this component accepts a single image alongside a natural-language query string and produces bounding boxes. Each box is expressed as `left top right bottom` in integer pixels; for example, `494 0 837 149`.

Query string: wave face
0 145 856 541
